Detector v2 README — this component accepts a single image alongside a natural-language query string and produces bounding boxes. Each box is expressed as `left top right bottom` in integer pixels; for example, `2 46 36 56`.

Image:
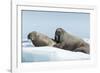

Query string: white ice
22 38 90 62
22 46 90 62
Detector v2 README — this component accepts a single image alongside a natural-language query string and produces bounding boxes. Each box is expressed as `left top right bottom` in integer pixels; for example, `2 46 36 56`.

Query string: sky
22 10 90 40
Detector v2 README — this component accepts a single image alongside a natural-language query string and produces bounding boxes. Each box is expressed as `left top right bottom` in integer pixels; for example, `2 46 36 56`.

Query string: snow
22 38 90 62
22 46 90 62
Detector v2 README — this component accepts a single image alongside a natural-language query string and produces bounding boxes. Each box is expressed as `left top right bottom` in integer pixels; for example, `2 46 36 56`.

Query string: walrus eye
57 31 61 35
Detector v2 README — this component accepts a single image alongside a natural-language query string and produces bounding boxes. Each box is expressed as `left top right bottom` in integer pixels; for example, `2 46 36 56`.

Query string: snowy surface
22 38 90 62
22 47 90 62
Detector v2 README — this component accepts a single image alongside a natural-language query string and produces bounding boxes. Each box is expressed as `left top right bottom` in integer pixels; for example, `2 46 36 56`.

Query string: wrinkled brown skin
54 28 90 54
28 31 56 47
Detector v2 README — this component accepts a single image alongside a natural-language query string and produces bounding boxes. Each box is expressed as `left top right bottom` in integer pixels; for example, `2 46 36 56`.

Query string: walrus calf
54 28 90 54
28 31 56 47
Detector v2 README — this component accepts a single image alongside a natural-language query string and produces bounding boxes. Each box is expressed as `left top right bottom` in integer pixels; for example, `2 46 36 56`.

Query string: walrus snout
55 28 63 43
27 33 31 39
55 34 60 43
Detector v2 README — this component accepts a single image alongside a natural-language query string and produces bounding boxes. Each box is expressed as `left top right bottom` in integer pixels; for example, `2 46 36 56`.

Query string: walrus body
54 28 90 54
28 31 56 47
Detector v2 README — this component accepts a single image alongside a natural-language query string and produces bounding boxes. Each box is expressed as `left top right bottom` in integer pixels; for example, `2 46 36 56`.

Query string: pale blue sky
22 10 90 39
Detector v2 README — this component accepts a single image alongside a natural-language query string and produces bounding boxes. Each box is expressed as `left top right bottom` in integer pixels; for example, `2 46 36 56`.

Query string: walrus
28 31 56 47
54 28 90 54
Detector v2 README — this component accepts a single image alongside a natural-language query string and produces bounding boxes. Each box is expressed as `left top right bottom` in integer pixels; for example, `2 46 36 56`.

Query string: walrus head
28 31 57 47
55 28 65 43
27 31 37 41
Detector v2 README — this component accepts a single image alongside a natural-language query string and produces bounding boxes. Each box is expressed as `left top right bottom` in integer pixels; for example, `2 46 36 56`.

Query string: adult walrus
54 28 90 54
28 31 56 47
